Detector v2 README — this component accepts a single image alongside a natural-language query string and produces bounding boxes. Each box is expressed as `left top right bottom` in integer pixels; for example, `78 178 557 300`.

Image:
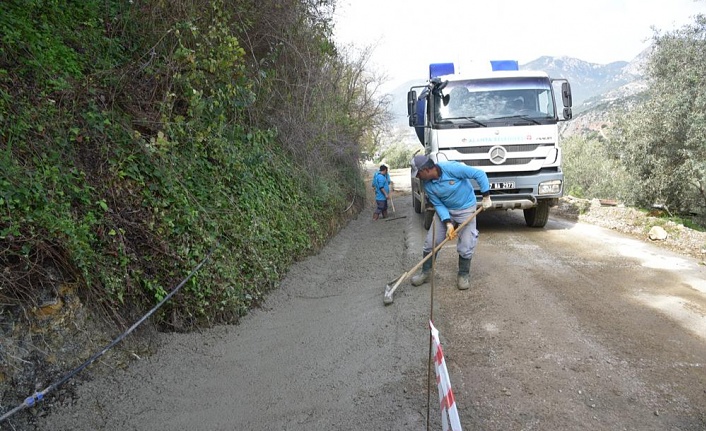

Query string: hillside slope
0 0 373 422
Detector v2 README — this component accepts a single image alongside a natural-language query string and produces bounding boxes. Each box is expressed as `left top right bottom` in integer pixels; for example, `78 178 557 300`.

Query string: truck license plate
490 182 515 190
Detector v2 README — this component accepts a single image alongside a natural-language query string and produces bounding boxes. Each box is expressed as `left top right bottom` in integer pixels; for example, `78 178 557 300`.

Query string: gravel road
27 168 706 430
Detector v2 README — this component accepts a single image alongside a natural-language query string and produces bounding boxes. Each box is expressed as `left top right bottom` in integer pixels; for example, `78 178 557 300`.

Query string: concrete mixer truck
408 60 573 229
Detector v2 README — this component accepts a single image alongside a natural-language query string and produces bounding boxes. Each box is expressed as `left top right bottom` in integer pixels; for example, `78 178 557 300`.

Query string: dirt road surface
29 169 706 430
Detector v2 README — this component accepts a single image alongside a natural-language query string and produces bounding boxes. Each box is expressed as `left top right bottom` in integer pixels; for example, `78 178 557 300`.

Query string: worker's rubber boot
382 210 388 219
457 256 472 290
411 252 432 286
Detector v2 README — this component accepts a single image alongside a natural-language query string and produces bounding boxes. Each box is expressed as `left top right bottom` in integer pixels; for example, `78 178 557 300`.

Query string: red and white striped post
430 320 462 431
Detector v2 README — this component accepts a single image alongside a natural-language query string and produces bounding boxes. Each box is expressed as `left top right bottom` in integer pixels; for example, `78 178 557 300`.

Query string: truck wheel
412 181 422 213
524 200 549 228
413 195 422 213
423 209 434 230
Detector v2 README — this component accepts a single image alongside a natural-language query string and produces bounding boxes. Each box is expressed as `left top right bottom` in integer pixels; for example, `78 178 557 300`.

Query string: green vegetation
562 133 633 201
608 15 706 220
0 1 388 329
562 13 706 230
378 143 416 169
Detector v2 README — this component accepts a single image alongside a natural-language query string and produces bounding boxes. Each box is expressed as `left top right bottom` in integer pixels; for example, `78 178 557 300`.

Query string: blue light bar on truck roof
429 63 454 79
490 60 519 71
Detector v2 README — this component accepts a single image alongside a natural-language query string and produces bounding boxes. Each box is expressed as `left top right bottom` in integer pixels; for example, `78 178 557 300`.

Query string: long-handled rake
383 207 483 305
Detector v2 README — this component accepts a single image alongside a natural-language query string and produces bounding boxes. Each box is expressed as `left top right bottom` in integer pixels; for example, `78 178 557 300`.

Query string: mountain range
385 50 651 135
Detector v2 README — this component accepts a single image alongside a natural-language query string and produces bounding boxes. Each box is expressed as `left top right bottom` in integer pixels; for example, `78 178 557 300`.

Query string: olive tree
609 14 706 216
562 134 633 200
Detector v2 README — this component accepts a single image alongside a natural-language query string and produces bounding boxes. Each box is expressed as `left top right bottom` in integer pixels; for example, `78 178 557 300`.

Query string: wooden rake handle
385 206 483 297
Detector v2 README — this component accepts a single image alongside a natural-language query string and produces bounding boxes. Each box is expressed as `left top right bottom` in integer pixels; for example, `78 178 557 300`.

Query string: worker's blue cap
411 155 434 178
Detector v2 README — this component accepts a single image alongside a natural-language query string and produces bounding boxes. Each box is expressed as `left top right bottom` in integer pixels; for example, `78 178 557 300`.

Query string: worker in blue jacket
409 155 492 290
372 165 390 220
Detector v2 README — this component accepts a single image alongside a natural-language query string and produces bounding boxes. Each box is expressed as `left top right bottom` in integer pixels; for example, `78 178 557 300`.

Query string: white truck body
408 61 573 228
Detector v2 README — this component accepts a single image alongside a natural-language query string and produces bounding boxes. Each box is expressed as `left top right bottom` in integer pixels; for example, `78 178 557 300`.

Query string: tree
609 14 706 216
562 134 632 200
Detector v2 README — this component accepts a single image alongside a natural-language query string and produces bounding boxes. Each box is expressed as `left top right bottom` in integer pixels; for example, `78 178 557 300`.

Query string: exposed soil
551 196 706 264
3 168 706 430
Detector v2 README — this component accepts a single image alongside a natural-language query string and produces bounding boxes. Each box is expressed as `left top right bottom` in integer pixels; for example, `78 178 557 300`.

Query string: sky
333 0 705 91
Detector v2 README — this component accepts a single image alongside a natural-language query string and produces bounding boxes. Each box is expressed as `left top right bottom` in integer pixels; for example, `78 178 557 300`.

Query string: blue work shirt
373 172 390 201
422 161 490 222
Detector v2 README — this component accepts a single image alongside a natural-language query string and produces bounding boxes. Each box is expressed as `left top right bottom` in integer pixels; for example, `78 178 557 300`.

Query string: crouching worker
409 155 492 290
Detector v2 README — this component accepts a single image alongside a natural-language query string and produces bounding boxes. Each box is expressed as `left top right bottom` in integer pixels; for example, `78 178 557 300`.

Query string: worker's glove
481 195 492 210
445 222 457 240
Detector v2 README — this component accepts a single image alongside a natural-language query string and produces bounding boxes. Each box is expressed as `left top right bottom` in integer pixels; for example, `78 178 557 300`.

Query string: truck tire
412 180 422 213
423 209 434 230
523 200 550 228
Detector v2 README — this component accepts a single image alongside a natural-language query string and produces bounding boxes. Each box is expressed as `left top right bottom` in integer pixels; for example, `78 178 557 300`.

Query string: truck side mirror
563 107 573 120
561 82 572 108
407 90 417 117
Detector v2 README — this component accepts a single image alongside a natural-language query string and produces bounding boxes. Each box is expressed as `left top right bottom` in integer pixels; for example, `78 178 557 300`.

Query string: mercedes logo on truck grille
489 145 507 165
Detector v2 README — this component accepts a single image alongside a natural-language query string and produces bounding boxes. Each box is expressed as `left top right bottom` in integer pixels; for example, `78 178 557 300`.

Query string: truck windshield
434 77 555 123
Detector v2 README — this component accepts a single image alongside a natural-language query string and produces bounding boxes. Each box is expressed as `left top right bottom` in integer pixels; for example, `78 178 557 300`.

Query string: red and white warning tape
430 320 463 431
